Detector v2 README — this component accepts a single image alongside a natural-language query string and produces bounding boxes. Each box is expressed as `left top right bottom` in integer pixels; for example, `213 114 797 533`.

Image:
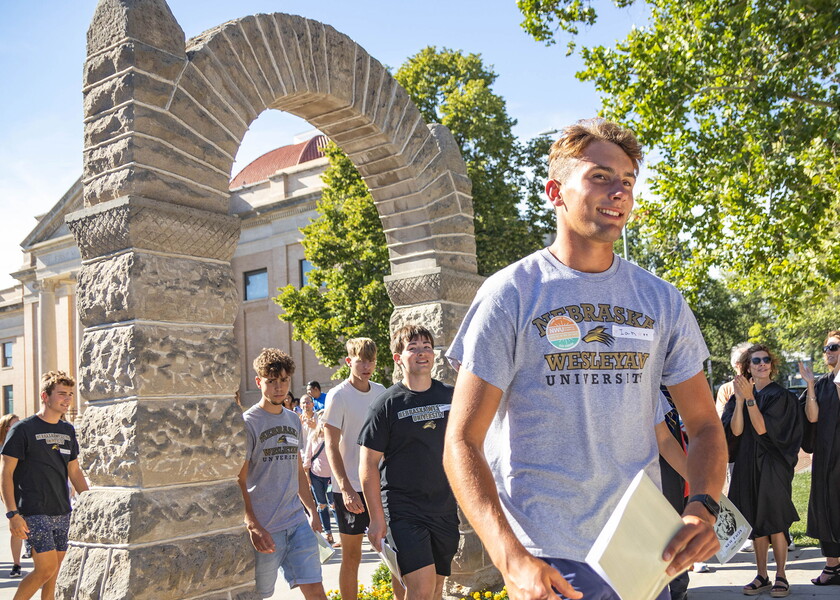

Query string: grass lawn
790 470 818 547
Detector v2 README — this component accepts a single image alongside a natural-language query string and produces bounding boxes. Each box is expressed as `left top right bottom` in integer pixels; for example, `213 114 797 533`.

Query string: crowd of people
0 119 838 600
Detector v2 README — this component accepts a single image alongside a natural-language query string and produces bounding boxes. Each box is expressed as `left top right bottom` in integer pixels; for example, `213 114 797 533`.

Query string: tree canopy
276 47 550 379
518 0 840 316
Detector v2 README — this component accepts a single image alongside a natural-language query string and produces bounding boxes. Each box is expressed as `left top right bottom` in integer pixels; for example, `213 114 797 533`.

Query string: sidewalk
0 514 836 599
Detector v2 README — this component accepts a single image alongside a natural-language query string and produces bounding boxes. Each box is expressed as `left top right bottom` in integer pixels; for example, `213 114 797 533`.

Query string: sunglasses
750 356 772 365
824 343 840 353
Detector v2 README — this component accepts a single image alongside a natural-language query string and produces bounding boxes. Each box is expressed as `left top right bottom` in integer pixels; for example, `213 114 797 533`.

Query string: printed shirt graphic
1 415 79 516
447 249 708 561
358 380 457 517
243 405 306 534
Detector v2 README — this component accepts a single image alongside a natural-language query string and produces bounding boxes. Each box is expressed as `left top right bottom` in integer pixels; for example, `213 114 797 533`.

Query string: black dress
722 381 802 538
800 374 840 543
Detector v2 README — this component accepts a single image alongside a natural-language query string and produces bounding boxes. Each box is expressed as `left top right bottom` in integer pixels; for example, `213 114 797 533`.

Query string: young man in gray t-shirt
239 348 327 600
444 119 727 600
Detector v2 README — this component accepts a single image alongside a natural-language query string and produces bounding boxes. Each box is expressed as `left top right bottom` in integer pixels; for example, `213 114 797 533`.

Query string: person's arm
665 371 727 575
67 459 89 494
297 454 322 533
655 421 688 479
324 423 364 513
360 446 386 551
444 369 582 600
799 361 819 423
1 456 28 540
729 375 748 436
237 461 275 553
732 375 766 435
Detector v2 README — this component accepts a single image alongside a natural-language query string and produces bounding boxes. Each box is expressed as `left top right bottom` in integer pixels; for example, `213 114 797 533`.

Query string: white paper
375 539 404 588
585 470 685 600
315 532 336 564
713 495 752 564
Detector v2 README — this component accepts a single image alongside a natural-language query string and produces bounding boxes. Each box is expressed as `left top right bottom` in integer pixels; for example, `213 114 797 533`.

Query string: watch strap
5 510 19 519
686 494 720 519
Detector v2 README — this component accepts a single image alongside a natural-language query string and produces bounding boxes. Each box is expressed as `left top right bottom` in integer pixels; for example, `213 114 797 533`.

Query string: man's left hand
663 503 719 576
307 510 323 534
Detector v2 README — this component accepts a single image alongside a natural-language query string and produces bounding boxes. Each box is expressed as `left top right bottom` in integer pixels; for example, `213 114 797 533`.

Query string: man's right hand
8 514 28 540
366 515 387 552
340 488 365 514
501 553 582 600
246 522 275 554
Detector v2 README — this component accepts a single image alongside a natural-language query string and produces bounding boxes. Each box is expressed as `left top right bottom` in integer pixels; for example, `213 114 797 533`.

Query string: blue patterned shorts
24 513 71 553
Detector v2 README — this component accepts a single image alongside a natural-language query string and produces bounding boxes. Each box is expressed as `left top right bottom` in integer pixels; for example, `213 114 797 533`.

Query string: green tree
518 0 840 315
276 48 548 378
275 142 394 383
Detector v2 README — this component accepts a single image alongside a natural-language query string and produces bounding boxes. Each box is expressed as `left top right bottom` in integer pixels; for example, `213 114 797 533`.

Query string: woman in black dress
722 344 802 597
798 330 840 586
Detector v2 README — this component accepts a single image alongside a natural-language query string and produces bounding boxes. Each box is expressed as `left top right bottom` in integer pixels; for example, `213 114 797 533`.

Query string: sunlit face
546 140 636 247
748 351 772 382
824 336 840 370
300 395 314 413
346 355 376 382
306 384 320 398
394 336 434 377
256 371 291 407
42 384 74 417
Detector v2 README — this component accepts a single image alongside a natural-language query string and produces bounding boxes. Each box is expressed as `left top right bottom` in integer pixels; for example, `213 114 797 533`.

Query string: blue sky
0 0 648 288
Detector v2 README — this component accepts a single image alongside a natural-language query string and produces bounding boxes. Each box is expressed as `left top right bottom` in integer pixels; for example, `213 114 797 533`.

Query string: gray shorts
24 513 71 553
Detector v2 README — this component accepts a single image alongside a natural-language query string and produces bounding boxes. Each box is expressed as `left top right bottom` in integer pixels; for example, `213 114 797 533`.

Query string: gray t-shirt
446 249 708 561
243 404 306 534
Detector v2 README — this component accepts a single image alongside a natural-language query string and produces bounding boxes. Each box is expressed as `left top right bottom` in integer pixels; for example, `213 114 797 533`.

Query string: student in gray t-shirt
239 348 327 600
443 119 727 600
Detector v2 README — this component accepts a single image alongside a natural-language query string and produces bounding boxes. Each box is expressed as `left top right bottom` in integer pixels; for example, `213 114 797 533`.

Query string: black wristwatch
746 398 756 407
5 510 18 519
687 494 720 520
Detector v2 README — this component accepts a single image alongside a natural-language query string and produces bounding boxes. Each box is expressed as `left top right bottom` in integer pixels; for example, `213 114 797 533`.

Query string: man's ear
254 375 261 388
393 353 402 366
545 179 564 208
345 356 352 366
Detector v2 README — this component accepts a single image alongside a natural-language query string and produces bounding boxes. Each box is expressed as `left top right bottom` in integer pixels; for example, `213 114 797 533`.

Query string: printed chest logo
258 425 300 462
397 404 451 431
36 433 71 454
532 303 656 387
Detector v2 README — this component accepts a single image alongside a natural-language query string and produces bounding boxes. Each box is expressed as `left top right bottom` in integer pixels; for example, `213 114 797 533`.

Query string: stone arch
59 1 491 599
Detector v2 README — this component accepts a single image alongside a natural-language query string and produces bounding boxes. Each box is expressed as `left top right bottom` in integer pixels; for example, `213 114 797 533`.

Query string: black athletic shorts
333 492 370 535
387 512 459 576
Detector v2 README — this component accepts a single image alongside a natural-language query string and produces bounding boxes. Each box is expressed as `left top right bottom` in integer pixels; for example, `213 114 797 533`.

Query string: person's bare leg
392 574 406 600
299 582 329 600
338 533 363 600
431 574 445 600
817 556 840 583
402 565 437 600
13 549 59 600
753 536 770 578
37 550 65 600
11 534 22 565
770 532 787 578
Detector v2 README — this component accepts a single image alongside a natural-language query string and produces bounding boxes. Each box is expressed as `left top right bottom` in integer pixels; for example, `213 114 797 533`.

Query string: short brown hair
824 330 840 346
40 371 75 397
548 118 643 183
736 344 779 380
253 348 295 378
391 324 435 355
346 337 377 361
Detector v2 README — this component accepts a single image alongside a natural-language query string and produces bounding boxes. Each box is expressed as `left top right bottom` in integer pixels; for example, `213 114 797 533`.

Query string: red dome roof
230 135 328 189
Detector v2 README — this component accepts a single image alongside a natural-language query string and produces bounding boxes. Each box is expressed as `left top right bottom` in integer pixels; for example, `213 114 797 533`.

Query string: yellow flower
485 592 492 598
473 593 481 599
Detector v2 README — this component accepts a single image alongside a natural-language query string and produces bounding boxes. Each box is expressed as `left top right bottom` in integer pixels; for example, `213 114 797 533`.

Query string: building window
300 259 315 287
1 342 11 368
244 269 269 300
2 386 12 415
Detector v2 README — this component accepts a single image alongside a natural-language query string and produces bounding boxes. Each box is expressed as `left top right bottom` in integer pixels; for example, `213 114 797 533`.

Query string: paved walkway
0 515 836 599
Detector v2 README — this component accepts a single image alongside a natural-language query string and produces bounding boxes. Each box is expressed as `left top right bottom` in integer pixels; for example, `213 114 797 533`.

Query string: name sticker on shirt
612 325 654 341
59 448 71 455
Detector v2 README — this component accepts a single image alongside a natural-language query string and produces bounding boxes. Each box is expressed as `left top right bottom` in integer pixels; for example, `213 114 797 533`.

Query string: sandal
770 576 789 598
325 532 334 545
743 574 771 596
812 563 840 586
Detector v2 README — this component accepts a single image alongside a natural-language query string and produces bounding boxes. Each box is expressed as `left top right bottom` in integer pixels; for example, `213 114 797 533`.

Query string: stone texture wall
61 1 496 598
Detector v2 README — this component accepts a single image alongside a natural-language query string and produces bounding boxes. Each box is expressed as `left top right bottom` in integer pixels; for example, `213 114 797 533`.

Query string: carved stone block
385 268 484 307
76 252 238 327
70 480 243 544
66 196 240 262
57 531 254 600
78 398 246 487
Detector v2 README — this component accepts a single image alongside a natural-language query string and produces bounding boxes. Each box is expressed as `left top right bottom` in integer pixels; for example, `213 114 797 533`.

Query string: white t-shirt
447 249 708 561
322 378 386 492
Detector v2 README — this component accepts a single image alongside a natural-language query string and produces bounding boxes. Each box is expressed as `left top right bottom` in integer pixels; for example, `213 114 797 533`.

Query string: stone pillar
38 280 57 375
57 197 256 600
384 268 502 595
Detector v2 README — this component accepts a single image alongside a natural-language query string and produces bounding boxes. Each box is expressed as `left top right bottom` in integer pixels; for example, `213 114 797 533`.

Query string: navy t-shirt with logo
2 415 80 516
